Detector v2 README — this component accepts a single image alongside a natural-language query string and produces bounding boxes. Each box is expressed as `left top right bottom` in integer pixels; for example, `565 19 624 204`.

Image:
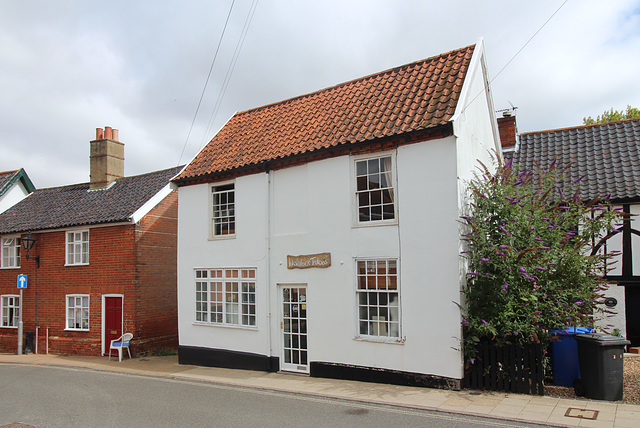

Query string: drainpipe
265 167 273 364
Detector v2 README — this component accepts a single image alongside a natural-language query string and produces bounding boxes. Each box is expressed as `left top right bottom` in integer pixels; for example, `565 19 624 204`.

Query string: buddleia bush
460 156 622 364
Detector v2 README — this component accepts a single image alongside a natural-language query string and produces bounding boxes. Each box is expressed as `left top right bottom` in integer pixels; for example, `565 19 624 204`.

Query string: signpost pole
17 288 23 355
17 274 27 355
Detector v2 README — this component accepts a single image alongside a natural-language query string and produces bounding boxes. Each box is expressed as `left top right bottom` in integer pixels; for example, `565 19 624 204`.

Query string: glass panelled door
280 285 308 373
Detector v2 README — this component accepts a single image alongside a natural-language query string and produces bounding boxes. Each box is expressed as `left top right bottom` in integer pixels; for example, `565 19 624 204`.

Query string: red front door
104 297 123 356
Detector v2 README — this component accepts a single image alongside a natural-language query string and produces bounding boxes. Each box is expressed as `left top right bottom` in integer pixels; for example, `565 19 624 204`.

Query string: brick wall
0 190 179 356
134 190 179 352
0 226 136 355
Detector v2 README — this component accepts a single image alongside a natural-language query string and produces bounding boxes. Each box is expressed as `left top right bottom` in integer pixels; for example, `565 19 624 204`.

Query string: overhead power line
201 0 259 148
178 0 236 166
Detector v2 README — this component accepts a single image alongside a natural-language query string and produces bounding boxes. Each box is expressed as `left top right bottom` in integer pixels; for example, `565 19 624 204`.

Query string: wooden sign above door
287 252 331 269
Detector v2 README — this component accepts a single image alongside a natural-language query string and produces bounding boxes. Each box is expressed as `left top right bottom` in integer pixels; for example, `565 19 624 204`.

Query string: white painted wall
177 137 465 379
177 173 271 356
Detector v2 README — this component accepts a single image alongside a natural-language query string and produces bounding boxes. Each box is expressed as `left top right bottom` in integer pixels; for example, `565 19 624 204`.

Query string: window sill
354 335 404 345
193 321 257 331
0 266 20 269
0 326 18 329
64 328 90 332
208 234 236 241
352 220 398 229
64 263 90 267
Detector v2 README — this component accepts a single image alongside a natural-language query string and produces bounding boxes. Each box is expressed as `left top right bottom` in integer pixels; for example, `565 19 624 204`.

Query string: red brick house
0 127 182 356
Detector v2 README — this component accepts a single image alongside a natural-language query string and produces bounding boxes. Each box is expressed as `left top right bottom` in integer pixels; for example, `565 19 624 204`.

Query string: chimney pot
96 128 104 140
104 126 113 140
112 128 119 141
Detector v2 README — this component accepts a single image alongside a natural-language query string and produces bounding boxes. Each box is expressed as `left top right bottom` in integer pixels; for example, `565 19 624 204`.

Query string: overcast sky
1 0 639 188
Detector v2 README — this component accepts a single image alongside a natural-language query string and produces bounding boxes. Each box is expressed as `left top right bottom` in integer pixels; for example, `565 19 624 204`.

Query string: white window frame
210 182 236 239
1 295 19 328
1 236 21 269
195 268 256 328
66 294 90 331
66 230 89 265
352 152 397 226
355 258 402 342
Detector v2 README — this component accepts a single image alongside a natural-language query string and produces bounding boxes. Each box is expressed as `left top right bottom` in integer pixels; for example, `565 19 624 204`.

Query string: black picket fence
464 341 545 395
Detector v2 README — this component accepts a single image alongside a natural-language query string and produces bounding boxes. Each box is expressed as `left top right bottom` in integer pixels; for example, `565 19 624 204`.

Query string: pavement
1 352 639 427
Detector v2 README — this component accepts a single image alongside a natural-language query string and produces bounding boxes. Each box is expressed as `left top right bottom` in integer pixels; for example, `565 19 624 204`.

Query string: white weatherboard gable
0 179 32 214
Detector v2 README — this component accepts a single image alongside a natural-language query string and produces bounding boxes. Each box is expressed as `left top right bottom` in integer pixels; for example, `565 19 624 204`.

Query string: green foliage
460 156 621 364
152 348 178 356
583 105 640 125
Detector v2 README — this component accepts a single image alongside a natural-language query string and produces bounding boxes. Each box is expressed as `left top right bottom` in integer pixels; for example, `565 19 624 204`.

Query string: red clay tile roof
176 44 475 184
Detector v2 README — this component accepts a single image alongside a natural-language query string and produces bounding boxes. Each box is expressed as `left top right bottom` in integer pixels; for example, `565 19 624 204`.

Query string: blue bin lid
551 327 593 335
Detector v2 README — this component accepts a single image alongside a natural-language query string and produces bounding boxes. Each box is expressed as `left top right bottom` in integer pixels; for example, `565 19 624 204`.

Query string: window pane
356 160 367 176
368 159 379 174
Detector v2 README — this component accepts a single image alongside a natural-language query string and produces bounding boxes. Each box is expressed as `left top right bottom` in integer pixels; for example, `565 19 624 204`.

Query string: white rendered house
174 41 501 389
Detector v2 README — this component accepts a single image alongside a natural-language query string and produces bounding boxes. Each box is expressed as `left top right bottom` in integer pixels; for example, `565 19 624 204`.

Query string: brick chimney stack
90 126 124 189
497 112 517 151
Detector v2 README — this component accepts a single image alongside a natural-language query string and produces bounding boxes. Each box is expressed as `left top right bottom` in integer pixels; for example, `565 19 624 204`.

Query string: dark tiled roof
176 45 476 183
0 166 183 234
513 118 640 201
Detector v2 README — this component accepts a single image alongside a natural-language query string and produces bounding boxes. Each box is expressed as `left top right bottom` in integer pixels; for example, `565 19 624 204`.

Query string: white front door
280 285 308 373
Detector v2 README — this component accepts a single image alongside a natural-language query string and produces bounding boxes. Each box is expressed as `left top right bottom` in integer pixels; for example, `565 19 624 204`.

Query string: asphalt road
0 365 549 428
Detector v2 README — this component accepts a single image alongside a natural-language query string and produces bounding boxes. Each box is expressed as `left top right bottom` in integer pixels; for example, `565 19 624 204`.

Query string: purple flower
467 272 479 276
530 226 535 230
534 267 547 271
499 226 509 234
500 245 510 249
482 319 487 325
514 331 519 336
480 258 490 262
572 176 584 184
471 359 475 364
462 321 470 325
574 301 584 305
519 267 526 273
534 238 543 242
539 246 550 250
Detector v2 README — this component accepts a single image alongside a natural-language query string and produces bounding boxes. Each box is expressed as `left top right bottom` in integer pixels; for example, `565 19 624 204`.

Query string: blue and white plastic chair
109 333 133 362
